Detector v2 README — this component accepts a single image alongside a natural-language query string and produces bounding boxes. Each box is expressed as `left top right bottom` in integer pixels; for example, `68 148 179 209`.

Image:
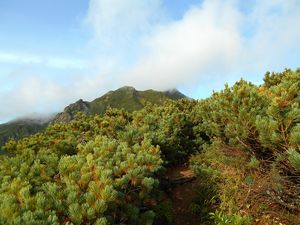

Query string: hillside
0 87 186 148
53 86 186 123
1 69 299 224
0 118 52 150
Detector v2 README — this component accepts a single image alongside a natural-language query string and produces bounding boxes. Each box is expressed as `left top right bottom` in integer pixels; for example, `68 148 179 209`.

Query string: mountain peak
164 89 187 100
55 86 187 123
53 99 90 123
0 87 188 146
117 86 136 91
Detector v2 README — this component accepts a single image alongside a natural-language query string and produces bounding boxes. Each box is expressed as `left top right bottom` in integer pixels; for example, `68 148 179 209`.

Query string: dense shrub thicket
0 68 299 224
189 68 300 224
0 102 200 224
193 68 300 172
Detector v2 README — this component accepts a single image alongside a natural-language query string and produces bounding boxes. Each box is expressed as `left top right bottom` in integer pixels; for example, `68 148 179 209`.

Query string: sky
1 0 300 123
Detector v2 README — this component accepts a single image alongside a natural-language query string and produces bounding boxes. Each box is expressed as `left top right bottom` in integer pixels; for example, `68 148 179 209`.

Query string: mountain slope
53 86 186 123
0 86 187 148
53 99 90 123
0 118 51 149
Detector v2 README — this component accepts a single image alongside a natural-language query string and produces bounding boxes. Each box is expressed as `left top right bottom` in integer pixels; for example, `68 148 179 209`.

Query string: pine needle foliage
0 101 200 224
1 68 300 224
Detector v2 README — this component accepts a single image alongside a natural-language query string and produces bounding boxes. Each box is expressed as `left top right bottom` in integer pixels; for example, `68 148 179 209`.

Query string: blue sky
1 0 300 123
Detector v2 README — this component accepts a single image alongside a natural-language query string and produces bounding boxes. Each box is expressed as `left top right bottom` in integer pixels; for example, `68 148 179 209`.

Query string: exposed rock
52 99 90 123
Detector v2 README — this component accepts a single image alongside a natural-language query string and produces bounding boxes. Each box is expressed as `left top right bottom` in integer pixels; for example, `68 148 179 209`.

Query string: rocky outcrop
52 99 90 123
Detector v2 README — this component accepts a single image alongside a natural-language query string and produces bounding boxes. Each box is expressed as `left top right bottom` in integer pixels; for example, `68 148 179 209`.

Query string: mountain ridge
53 86 186 123
0 86 187 148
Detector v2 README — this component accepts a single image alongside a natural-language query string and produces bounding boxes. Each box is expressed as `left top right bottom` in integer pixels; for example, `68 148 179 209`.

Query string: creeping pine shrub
0 113 164 225
190 174 219 222
209 211 252 225
287 148 300 171
189 142 222 222
247 156 260 170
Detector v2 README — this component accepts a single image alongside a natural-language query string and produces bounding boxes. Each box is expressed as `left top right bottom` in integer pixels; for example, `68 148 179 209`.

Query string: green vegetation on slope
52 86 186 123
0 101 198 224
0 120 49 151
89 86 186 115
89 86 143 115
0 69 300 224
0 87 186 149
189 68 300 224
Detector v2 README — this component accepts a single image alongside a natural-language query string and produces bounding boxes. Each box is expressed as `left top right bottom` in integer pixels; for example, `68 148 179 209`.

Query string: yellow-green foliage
194 69 300 170
0 132 163 224
0 101 200 224
193 80 269 153
287 148 300 171
190 68 300 224
256 69 300 153
0 68 299 224
131 99 199 164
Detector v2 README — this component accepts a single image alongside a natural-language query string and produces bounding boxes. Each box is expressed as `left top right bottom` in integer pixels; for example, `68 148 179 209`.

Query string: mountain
0 116 53 149
0 86 187 148
52 99 90 123
53 86 186 123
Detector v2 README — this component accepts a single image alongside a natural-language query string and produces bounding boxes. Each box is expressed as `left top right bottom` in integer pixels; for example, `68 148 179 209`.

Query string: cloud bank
84 0 300 91
122 1 242 89
0 51 87 69
1 0 300 122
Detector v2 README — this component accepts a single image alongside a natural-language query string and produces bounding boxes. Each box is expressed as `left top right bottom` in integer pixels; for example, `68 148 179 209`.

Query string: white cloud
241 0 300 73
0 51 88 69
0 73 65 121
0 52 42 64
0 70 116 123
46 57 88 70
84 0 166 78
83 0 244 91
1 0 300 122
85 0 163 47
122 0 242 90
121 0 300 90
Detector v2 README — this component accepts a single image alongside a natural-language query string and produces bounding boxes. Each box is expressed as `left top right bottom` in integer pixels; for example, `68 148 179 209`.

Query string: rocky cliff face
52 99 90 123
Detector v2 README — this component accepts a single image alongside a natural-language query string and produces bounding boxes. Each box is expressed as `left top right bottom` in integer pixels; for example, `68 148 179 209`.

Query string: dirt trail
167 166 201 225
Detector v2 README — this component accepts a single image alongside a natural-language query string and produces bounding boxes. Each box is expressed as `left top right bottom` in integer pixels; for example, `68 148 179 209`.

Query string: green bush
287 148 300 171
209 211 252 225
1 68 300 224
